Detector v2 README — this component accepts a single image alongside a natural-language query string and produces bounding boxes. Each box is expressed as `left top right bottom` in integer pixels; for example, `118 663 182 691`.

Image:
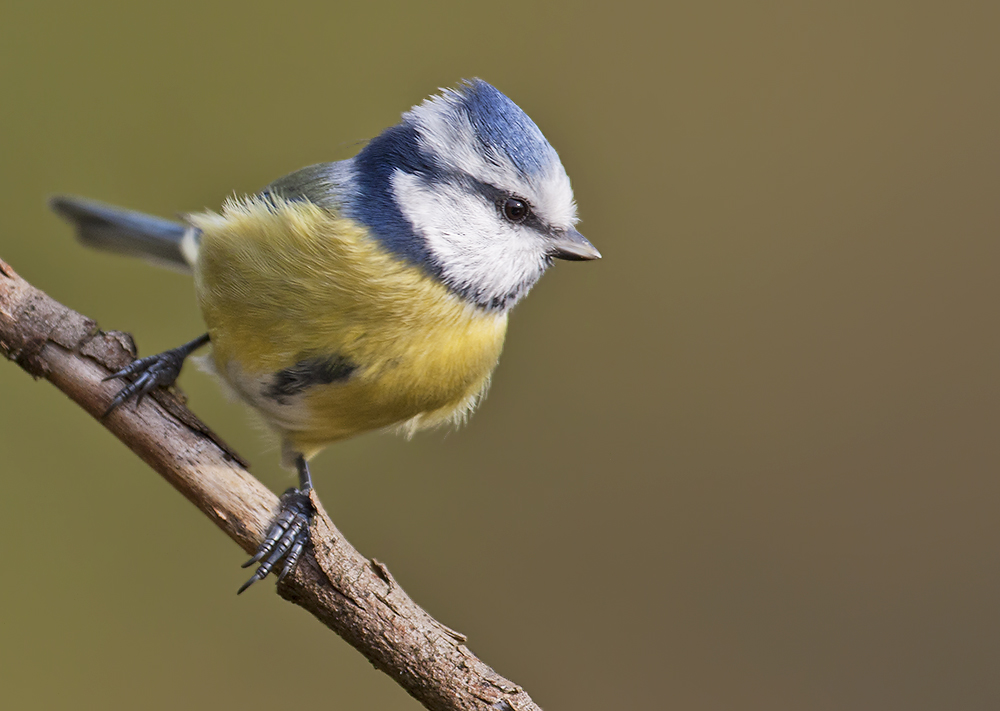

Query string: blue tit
51 79 600 592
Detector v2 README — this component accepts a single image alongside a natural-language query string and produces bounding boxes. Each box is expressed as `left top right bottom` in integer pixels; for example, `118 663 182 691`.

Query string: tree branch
0 255 538 711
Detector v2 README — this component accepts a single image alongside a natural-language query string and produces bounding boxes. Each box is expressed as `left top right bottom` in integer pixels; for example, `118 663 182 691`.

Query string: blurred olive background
2 1 999 709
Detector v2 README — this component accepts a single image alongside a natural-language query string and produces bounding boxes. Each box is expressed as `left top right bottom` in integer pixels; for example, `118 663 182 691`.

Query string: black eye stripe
431 171 547 231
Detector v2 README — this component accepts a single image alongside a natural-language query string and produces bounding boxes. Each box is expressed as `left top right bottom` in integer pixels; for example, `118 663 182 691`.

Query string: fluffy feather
189 196 508 462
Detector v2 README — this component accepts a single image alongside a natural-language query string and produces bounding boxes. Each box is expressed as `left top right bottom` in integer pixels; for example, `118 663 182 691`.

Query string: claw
101 333 209 416
238 487 313 594
238 569 267 595
241 494 300 568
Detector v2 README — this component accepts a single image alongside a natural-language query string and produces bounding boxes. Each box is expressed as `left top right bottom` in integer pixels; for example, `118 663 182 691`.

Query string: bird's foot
238 487 314 594
103 333 209 415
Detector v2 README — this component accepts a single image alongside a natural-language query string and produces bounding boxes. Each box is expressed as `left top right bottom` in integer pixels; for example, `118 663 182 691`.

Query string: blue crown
456 79 558 177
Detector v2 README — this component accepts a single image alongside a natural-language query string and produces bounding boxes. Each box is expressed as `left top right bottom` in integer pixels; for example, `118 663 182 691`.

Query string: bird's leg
103 332 210 416
238 454 315 594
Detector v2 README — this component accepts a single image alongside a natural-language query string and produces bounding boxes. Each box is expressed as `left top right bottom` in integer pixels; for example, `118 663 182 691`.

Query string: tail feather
50 195 196 272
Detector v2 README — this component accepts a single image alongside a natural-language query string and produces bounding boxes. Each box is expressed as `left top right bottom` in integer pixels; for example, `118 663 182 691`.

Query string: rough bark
0 256 538 711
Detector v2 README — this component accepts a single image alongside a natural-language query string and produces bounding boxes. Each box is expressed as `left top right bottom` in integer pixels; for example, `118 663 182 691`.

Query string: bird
51 79 600 593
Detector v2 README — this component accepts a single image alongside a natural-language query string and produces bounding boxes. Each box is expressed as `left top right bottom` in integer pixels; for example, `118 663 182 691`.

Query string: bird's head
349 79 599 312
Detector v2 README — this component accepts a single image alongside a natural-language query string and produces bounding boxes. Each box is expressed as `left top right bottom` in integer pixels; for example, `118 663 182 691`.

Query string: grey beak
549 228 602 261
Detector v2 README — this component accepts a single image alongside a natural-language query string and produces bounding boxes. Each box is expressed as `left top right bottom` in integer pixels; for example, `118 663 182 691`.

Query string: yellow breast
189 196 508 458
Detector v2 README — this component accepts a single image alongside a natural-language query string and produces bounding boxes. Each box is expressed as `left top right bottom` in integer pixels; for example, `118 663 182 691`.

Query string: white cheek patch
392 171 549 307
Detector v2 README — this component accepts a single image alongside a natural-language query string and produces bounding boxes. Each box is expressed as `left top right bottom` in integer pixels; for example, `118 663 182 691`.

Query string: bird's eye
501 197 530 223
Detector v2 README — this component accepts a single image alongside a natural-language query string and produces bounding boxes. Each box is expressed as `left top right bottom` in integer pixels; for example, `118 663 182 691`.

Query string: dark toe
238 488 313 594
